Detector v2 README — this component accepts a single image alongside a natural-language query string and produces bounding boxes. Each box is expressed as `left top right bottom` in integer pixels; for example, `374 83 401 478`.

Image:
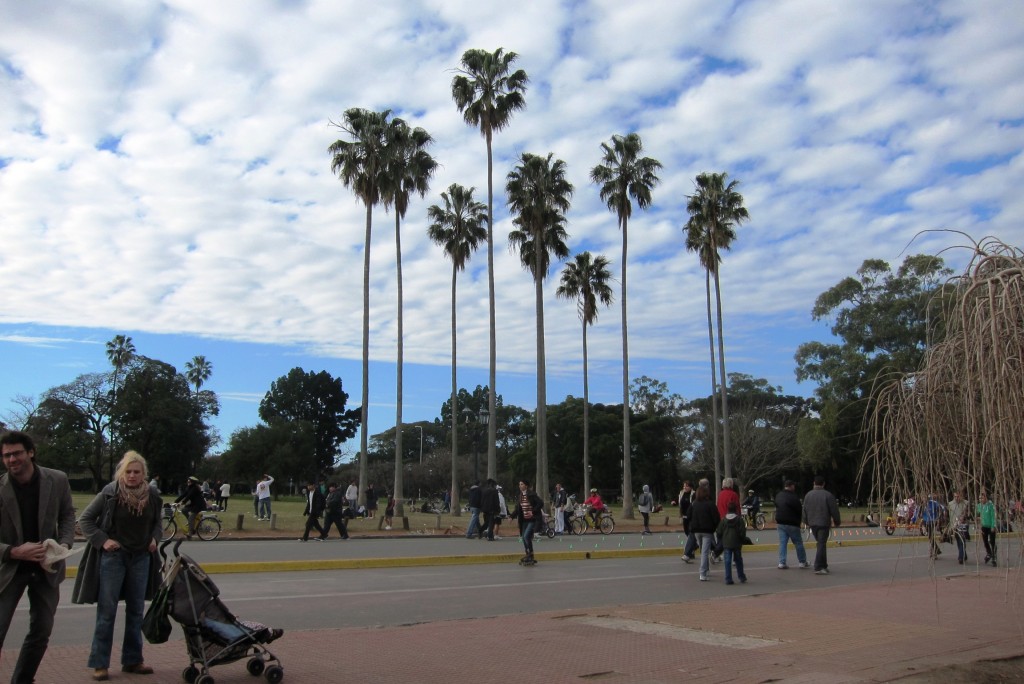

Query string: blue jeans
777 524 807 566
696 532 714 577
724 548 746 583
519 519 536 556
89 548 150 669
465 507 481 538
258 498 272 518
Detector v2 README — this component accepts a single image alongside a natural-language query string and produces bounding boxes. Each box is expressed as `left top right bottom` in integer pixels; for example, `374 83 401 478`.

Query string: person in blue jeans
774 479 809 569
75 451 163 681
716 501 748 585
687 483 720 581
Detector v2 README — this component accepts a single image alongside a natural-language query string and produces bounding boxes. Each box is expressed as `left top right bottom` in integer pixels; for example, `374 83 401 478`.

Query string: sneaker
991 559 997 567
740 576 747 584
778 563 788 569
681 555 692 564
297 538 307 542
385 525 392 530
312 537 324 542
725 579 734 585
815 568 830 575
984 555 991 563
798 562 810 569
699 574 708 581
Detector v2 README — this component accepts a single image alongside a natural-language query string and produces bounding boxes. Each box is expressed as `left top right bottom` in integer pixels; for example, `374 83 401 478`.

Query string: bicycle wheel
570 517 587 535
196 516 221 541
543 520 555 538
755 513 766 531
599 515 615 535
162 515 178 540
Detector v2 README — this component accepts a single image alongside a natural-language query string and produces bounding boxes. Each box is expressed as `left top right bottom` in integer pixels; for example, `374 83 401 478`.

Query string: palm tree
184 355 212 396
507 152 572 501
685 171 750 480
427 184 487 516
105 334 135 479
329 108 394 506
452 47 529 480
383 120 437 515
556 252 613 495
589 133 661 518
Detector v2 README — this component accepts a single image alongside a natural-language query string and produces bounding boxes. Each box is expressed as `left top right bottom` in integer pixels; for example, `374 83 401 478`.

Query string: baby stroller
160 540 284 684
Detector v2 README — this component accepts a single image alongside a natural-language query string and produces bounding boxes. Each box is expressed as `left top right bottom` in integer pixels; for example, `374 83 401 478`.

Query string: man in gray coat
0 431 76 683
802 475 841 575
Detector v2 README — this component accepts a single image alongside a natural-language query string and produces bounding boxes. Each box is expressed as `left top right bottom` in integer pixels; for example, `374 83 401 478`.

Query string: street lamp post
415 425 424 464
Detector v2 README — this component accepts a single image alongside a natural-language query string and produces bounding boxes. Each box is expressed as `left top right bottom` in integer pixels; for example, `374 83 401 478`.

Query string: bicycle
570 507 615 535
742 505 766 531
163 502 222 541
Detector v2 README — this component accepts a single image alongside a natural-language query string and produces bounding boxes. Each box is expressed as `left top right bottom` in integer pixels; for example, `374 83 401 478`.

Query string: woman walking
688 484 720 581
74 451 162 681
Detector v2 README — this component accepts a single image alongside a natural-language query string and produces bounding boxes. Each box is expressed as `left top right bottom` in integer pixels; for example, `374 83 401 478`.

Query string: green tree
590 133 662 518
105 334 135 479
114 358 210 484
556 251 614 494
222 421 314 486
329 108 395 505
383 119 437 515
794 255 951 497
28 392 98 483
258 367 360 481
427 183 487 515
452 47 529 480
507 152 572 499
685 171 750 482
37 373 111 489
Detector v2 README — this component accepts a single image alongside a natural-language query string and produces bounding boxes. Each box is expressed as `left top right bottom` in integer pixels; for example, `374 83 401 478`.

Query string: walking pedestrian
509 480 544 565
465 482 482 539
319 483 349 540
802 475 841 574
552 483 567 535
218 480 231 511
480 479 500 540
774 479 809 569
688 484 720 581
298 482 325 542
638 485 654 535
715 501 747 585
977 490 997 566
947 489 968 565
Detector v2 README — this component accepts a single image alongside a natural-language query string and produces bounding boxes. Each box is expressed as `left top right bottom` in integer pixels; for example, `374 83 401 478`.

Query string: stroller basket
160 539 285 683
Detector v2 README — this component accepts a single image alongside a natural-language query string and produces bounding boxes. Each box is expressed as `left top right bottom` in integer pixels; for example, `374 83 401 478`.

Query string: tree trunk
705 268 721 491
393 213 405 516
358 202 371 507
620 215 634 518
535 237 548 501
449 263 461 516
582 319 591 496
713 265 731 478
485 133 497 480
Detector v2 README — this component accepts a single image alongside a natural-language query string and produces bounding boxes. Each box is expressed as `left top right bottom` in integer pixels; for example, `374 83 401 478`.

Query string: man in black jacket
299 482 326 542
319 483 349 540
479 480 500 540
774 479 809 569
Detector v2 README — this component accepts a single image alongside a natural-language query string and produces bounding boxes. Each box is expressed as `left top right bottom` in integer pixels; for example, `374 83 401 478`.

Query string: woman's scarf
118 479 150 516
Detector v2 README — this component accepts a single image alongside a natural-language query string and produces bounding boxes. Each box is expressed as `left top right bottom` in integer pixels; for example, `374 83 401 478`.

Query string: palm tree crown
185 355 213 395
557 252 614 327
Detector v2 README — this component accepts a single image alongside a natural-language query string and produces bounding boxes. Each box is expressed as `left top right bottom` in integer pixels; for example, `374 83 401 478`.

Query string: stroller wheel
182 666 200 683
264 665 284 683
196 675 215 684
247 658 265 676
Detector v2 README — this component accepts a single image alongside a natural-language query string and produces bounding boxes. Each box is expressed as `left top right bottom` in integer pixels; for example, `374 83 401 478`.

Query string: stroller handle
159 537 185 563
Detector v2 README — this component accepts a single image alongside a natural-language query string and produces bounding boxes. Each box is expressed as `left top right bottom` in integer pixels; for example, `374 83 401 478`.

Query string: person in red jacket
713 478 741 562
584 489 605 528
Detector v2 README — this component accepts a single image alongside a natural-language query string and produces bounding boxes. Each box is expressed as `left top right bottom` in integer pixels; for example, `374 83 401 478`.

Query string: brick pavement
4 564 1022 684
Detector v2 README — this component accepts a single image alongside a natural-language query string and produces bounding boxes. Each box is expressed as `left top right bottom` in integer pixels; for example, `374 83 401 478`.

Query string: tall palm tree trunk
620 217 634 518
713 266 731 478
705 269 721 490
394 214 405 517
485 134 497 480
582 321 591 495
535 240 548 501
449 264 461 516
358 204 371 507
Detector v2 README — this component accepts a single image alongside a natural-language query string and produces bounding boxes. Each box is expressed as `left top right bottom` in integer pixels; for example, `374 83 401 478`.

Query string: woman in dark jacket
508 479 545 564
75 451 162 681
688 484 720 582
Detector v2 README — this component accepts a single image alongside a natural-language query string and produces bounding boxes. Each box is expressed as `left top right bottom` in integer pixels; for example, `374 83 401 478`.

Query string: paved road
22 531 1013 647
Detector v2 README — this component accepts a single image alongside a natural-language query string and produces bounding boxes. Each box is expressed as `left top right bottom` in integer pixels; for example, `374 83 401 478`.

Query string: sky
1 1 1022 456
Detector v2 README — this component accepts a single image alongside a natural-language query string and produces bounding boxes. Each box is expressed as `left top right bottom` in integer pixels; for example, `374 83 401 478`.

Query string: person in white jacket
256 474 274 520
